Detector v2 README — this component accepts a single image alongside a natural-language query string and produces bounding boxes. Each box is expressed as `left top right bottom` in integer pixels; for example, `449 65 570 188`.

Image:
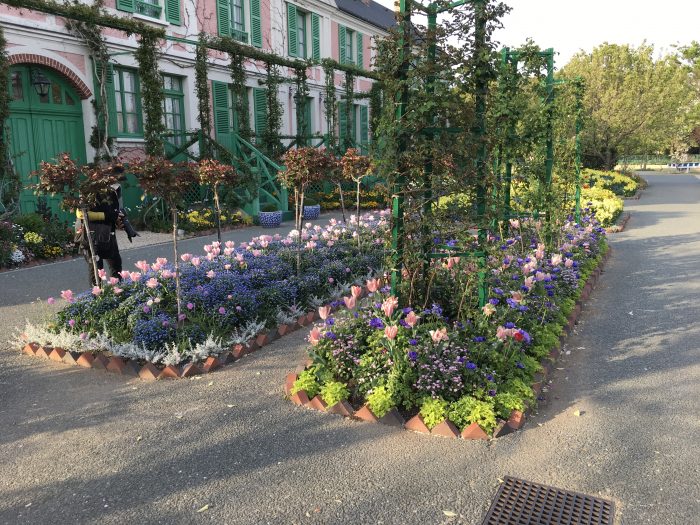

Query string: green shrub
320 380 349 407
260 203 278 212
13 213 45 233
448 396 497 433
419 397 448 429
291 368 320 398
580 186 623 226
494 392 525 420
366 385 394 418
503 378 535 402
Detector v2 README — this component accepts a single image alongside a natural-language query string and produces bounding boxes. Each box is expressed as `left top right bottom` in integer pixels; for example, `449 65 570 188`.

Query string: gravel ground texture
0 177 699 525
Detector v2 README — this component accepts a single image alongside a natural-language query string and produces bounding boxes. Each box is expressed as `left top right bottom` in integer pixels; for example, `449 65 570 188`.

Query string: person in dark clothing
76 183 124 286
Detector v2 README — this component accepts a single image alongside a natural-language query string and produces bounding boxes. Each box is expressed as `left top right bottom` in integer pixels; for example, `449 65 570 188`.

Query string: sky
373 0 700 67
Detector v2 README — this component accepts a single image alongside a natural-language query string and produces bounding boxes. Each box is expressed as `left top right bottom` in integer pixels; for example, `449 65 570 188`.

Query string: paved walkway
0 176 698 524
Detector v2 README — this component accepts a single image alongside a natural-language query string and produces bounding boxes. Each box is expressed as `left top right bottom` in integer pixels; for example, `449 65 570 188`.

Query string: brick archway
8 53 92 99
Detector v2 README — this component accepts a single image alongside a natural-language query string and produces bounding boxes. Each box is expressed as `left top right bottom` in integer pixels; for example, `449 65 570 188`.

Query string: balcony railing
135 0 162 19
231 28 249 44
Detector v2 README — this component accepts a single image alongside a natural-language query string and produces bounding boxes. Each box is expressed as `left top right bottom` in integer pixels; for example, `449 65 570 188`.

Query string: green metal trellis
389 0 491 308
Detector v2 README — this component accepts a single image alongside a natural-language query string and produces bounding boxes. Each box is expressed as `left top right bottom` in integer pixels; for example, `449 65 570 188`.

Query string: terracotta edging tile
327 400 354 417
353 404 379 423
290 390 310 406
507 410 525 430
461 422 489 440
76 353 94 368
36 346 52 359
49 348 66 362
181 363 202 377
158 364 180 379
405 414 430 434
306 395 328 411
91 353 109 370
431 420 460 438
284 373 298 396
106 357 127 374
202 356 220 373
139 362 160 381
22 342 39 355
378 408 405 428
493 419 515 438
62 351 79 366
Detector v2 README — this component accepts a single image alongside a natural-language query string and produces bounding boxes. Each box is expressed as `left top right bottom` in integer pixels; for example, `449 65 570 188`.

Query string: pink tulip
509 219 520 229
47 297 55 305
305 241 317 250
181 253 192 262
60 290 74 303
191 257 201 267
565 258 574 268
224 264 231 270
135 260 150 272
535 271 546 282
381 296 399 318
109 277 119 285
430 328 449 343
318 306 332 320
130 272 142 281
405 310 419 327
145 278 159 289
366 278 381 293
224 248 234 256
384 325 398 340
309 326 322 346
119 270 131 280
98 268 107 280
203 245 212 253
225 240 235 249
351 285 362 298
92 286 102 296
343 296 356 309
161 270 174 279
113 287 123 295
511 291 524 303
496 326 513 340
206 270 216 279
523 276 535 290
551 254 562 266
482 303 496 317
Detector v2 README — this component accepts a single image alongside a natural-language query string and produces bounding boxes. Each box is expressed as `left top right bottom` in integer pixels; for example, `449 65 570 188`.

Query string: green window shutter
250 0 262 48
338 101 347 144
311 13 320 60
356 32 363 67
165 0 181 25
287 3 298 57
212 80 233 152
216 0 231 37
92 61 117 137
338 25 346 64
253 87 267 140
360 105 368 146
116 0 134 13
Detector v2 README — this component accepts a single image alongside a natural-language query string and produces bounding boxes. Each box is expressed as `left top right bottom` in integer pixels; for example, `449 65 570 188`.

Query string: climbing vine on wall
323 61 337 152
0 23 16 212
65 0 114 162
261 62 283 160
368 82 382 143
229 51 251 142
135 32 165 157
294 67 310 146
342 70 355 151
195 34 211 158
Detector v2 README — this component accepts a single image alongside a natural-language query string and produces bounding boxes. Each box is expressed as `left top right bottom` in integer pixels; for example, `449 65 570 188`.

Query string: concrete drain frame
481 476 615 525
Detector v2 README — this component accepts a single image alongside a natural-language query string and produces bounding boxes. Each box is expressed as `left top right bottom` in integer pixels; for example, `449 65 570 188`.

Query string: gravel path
0 177 698 524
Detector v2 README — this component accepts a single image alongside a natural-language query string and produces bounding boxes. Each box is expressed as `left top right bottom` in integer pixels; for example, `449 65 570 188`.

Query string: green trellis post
498 48 556 227
389 0 489 308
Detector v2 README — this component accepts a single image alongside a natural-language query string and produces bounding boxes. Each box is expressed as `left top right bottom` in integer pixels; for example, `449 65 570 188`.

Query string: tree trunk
81 207 101 286
213 185 222 243
172 208 183 327
356 180 361 251
296 189 305 277
338 182 347 223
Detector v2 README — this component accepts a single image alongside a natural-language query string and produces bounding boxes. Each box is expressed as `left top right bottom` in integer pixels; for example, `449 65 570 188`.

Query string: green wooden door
6 65 87 222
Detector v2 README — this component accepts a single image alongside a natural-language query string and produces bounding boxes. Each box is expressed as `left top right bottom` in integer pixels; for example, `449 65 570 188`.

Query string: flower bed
285 214 609 439
17 213 389 377
0 213 77 269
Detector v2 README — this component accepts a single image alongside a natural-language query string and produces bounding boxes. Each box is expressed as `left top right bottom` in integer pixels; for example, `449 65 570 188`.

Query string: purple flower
408 351 418 361
325 331 337 340
516 362 525 369
218 307 226 314
408 338 418 346
187 302 194 310
466 361 477 370
472 336 485 343
488 389 497 397
369 317 385 329
143 306 151 314
68 319 75 328
504 322 515 329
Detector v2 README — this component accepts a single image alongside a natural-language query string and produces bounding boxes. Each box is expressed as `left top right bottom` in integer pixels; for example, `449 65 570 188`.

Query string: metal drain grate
481 476 615 525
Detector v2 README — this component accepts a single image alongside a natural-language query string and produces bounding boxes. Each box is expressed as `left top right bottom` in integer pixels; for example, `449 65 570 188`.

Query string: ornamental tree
132 157 197 323
34 153 123 284
197 159 239 243
340 148 374 249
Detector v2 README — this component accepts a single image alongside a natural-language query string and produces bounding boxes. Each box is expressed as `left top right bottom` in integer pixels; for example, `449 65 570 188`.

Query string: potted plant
302 196 321 220
259 202 283 228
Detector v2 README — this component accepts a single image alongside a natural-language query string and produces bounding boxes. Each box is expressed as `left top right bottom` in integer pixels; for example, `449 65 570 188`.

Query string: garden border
282 247 612 441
